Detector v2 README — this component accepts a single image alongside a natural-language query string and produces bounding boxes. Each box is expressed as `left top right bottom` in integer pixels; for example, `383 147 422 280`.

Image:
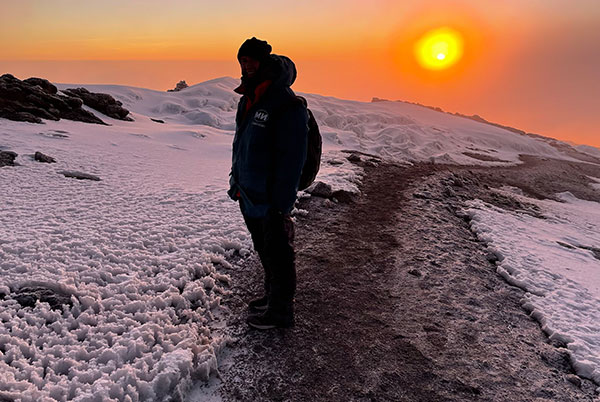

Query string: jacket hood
268 54 297 88
234 53 297 96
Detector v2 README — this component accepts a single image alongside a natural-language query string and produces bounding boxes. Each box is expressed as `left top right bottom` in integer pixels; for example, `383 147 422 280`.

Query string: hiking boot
247 310 294 330
248 296 269 313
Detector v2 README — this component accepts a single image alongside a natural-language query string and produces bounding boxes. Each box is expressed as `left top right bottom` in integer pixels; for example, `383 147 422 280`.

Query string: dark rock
8 111 43 123
576 245 600 261
442 187 456 197
0 74 106 125
486 252 500 263
151 118 165 123
14 285 72 311
34 151 56 163
0 151 18 167
347 154 361 163
332 189 355 203
452 176 464 187
566 374 582 387
62 87 133 121
307 181 333 198
23 77 57 95
340 149 381 160
167 80 189 92
408 269 422 277
413 191 433 199
59 170 101 181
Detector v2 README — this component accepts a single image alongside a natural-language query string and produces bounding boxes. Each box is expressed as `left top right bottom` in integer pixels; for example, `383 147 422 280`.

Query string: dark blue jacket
228 55 308 218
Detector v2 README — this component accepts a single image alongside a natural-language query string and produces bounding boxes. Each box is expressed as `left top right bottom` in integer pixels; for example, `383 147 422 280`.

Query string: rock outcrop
0 74 106 125
168 80 189 92
62 87 133 121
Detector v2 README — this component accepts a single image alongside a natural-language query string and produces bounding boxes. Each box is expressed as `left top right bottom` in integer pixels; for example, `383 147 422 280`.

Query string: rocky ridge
0 74 132 125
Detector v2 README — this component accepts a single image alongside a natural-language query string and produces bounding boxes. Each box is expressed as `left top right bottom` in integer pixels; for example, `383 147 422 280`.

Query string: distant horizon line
1 59 233 62
0 58 344 62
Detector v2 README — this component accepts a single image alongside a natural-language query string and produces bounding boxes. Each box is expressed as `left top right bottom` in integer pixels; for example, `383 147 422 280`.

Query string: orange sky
1 0 598 147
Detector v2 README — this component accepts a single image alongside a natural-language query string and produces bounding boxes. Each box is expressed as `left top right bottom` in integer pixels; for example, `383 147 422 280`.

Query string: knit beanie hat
237 37 272 62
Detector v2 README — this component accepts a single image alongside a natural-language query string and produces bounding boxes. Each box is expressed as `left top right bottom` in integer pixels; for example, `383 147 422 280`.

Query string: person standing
228 37 308 330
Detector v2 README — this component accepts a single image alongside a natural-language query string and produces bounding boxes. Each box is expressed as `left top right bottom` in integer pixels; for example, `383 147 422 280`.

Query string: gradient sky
1 0 599 147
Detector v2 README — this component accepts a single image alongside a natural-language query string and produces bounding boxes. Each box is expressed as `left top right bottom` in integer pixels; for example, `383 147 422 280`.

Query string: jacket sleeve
270 102 308 213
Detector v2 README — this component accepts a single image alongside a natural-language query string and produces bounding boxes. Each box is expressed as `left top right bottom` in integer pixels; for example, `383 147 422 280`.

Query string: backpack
296 96 322 191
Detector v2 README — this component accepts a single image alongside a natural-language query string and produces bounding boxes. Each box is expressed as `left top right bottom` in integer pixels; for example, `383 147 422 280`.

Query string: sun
414 27 464 70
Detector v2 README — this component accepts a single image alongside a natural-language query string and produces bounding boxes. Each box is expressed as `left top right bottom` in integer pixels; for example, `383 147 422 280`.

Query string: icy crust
463 189 600 383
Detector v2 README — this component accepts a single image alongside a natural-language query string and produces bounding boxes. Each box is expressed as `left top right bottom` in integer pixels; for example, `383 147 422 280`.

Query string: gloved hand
227 186 240 201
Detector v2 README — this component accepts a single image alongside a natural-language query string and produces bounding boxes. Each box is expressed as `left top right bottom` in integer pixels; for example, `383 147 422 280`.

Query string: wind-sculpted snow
59 77 597 167
464 188 600 383
0 124 251 400
299 93 587 165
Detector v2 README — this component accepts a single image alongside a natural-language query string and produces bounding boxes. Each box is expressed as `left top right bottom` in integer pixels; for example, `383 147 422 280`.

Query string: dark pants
243 209 296 313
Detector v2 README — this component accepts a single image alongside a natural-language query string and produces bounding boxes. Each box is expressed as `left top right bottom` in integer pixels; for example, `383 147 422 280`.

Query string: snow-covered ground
1 76 599 400
464 187 600 383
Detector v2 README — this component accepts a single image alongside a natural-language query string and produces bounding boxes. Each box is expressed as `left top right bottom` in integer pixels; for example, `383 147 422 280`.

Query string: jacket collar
237 80 272 120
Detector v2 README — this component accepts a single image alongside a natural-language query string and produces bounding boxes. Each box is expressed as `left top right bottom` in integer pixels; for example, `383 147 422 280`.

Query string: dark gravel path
214 155 600 401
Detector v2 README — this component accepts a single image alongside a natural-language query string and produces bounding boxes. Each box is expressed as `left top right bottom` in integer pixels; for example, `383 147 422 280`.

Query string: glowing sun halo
415 27 464 70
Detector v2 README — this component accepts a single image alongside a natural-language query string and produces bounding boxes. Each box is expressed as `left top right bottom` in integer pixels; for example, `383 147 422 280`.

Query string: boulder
34 151 56 163
0 150 18 167
0 74 106 125
62 87 133 121
307 181 333 198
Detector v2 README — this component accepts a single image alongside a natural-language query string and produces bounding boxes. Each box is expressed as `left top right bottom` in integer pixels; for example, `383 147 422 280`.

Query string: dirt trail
215 156 600 401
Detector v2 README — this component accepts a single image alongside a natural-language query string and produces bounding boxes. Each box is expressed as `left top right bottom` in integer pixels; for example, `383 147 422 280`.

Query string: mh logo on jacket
253 110 269 127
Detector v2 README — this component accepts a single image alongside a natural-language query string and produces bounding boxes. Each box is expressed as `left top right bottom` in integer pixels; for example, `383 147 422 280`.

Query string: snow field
464 189 600 383
0 118 248 400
